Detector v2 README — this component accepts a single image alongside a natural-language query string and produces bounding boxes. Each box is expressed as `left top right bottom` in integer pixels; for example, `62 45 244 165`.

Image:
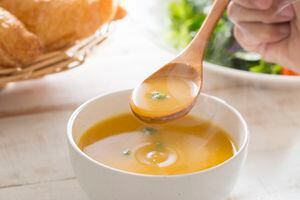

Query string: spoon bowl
130 0 229 122
130 63 202 122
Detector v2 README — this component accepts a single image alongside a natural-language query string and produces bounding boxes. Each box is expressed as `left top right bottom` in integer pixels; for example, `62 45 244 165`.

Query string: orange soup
78 113 236 175
130 76 198 119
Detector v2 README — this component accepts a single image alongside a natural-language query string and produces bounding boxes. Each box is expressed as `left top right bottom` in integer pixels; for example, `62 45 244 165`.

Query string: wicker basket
0 24 112 88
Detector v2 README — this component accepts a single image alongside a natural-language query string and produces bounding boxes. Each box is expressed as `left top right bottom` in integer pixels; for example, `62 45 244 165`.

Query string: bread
114 5 127 20
0 7 43 68
0 0 121 51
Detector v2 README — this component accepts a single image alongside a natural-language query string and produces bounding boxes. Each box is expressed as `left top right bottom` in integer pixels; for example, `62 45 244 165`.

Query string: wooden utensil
130 0 229 122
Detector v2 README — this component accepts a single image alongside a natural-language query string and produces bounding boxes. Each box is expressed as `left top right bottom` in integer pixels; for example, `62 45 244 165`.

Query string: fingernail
254 0 272 9
280 4 295 18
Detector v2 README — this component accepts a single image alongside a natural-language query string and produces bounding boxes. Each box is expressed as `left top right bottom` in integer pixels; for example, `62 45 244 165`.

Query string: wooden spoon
130 0 229 123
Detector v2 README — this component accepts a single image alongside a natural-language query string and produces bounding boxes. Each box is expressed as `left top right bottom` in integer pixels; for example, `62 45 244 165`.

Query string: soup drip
135 142 178 168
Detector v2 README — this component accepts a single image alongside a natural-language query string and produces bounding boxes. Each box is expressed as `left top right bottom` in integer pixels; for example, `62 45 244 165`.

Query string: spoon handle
175 0 229 67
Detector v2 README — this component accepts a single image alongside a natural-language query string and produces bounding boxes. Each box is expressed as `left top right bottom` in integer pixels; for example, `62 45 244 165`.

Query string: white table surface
0 18 300 200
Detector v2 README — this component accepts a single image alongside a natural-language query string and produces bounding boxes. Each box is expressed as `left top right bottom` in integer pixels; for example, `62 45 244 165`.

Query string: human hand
228 0 300 71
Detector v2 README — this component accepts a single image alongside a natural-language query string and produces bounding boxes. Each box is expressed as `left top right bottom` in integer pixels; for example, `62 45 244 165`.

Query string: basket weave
0 24 111 87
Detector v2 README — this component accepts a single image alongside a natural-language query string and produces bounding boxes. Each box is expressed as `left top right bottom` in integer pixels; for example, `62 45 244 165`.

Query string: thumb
262 34 300 72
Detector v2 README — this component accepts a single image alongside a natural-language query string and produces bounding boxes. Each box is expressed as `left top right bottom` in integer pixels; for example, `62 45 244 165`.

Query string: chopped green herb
151 92 168 100
155 142 164 150
142 127 157 136
122 149 131 156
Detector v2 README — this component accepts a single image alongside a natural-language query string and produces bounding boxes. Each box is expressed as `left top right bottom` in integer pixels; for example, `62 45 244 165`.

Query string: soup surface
78 113 236 175
130 76 198 119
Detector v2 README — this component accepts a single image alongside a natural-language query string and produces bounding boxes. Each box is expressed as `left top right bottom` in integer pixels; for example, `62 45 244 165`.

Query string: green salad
167 0 297 75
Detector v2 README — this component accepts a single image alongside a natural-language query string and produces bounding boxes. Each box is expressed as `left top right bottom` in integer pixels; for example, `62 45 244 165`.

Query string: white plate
126 0 300 88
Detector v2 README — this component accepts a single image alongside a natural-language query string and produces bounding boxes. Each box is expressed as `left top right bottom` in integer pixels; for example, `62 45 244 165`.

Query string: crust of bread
0 7 43 68
114 5 127 20
0 0 120 51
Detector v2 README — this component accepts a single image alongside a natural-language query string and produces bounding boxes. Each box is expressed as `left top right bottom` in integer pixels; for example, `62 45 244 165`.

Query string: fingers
233 25 290 63
233 26 272 63
228 0 299 70
232 0 273 10
233 27 263 55
234 26 295 69
228 2 295 24
234 23 290 46
228 0 294 58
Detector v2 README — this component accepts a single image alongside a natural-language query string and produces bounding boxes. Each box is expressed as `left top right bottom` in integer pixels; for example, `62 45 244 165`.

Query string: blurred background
0 0 299 199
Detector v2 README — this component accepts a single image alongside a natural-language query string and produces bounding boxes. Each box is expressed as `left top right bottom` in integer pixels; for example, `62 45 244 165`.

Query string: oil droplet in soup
78 113 236 175
130 76 198 119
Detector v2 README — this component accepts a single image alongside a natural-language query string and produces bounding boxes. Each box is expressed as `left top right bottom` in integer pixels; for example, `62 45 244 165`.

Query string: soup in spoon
130 76 199 121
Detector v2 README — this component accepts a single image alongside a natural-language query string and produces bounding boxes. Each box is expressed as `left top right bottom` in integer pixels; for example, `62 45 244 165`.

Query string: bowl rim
204 61 300 82
67 89 249 178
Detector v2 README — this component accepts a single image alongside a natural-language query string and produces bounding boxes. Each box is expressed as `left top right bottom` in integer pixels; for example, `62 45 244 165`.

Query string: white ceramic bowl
67 90 249 200
126 0 300 87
